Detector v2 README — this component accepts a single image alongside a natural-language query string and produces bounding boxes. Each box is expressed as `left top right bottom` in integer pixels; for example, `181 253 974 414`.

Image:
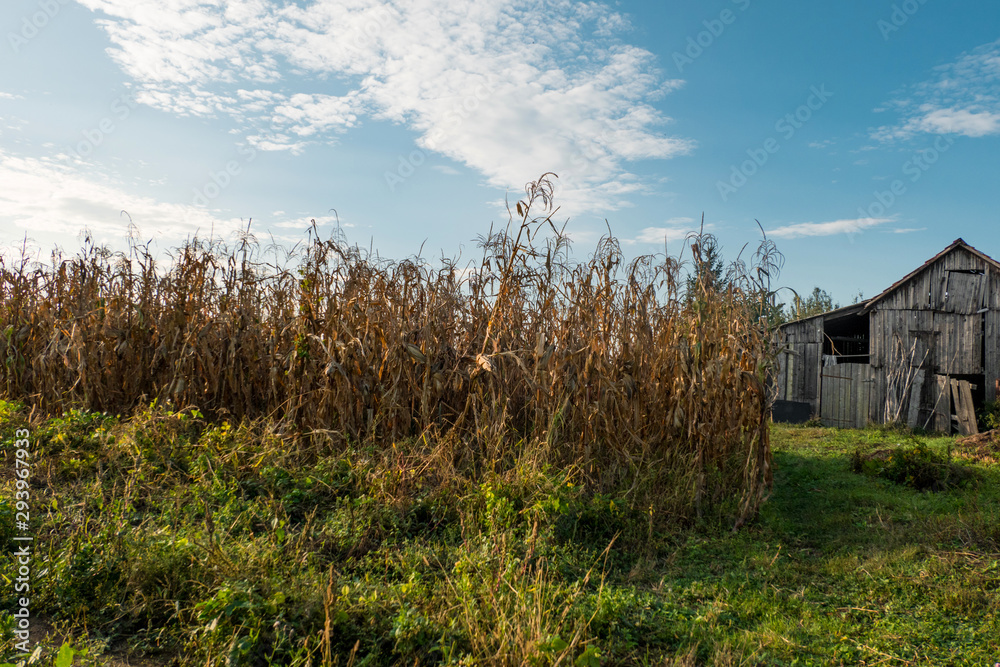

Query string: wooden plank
949 379 963 433
824 372 834 426
777 350 785 400
814 342 824 417
959 380 978 436
819 365 832 425
870 310 884 368
792 346 803 401
821 367 836 427
991 268 1000 310
830 369 839 426
930 374 950 432
804 344 817 405
906 368 925 427
849 366 859 428
843 369 851 427
869 370 883 425
855 365 872 429
802 345 812 403
839 373 848 426
934 264 948 310
950 379 978 436
784 350 794 401
865 367 877 427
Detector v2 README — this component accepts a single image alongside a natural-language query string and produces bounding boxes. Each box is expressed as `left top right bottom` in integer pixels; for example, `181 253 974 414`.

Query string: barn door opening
823 311 869 364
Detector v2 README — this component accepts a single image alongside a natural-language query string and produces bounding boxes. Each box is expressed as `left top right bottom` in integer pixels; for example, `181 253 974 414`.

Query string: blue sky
1 0 998 306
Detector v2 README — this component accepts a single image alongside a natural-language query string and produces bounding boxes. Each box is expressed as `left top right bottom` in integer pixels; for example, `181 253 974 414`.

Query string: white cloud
271 92 362 137
874 39 1000 140
891 227 925 234
630 217 703 245
271 215 350 230
0 92 23 100
634 226 690 244
74 0 692 213
905 108 1000 137
766 217 892 239
0 148 247 248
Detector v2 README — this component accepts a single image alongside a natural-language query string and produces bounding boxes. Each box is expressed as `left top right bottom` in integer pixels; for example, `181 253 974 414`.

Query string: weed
850 442 976 491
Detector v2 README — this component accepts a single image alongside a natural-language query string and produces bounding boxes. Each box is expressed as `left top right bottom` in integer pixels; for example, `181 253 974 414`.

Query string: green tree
685 234 730 300
791 287 838 320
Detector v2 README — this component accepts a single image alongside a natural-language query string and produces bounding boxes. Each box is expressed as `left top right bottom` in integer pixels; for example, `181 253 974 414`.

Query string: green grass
2 404 999 666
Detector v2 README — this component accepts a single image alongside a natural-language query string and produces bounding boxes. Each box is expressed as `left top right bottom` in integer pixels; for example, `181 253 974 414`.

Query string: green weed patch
850 441 977 491
2 407 1000 666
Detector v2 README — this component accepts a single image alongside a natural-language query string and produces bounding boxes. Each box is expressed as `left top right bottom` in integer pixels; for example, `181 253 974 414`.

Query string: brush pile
0 175 779 526
955 429 1000 464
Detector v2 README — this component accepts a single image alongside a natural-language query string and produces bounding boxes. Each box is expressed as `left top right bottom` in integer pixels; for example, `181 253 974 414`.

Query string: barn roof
777 299 869 329
862 238 1000 313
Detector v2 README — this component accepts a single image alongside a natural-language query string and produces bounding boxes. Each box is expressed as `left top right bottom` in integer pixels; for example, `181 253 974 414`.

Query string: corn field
0 176 780 526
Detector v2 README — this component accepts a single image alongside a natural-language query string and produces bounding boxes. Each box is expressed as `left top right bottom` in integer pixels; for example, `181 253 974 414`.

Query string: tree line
683 234 861 327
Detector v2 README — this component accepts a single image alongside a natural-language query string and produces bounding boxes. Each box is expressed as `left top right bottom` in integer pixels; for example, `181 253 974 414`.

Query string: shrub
979 400 1000 431
850 443 975 491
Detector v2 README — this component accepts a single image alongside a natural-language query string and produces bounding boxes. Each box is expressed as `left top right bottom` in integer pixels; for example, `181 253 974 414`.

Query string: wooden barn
773 238 1000 434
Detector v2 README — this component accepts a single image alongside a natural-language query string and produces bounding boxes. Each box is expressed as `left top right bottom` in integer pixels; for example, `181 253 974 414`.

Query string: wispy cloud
890 227 925 234
271 215 351 231
75 0 693 213
901 108 1000 137
628 216 701 245
766 217 892 239
0 148 246 246
873 38 1000 140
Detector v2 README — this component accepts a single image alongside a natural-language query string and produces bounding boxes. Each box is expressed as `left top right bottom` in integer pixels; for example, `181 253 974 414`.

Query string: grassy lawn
2 404 999 666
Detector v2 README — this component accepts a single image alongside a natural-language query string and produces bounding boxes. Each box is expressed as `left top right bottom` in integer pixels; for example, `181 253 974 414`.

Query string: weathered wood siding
775 317 823 414
820 363 873 428
935 312 983 375
987 266 1000 402
875 246 991 313
781 242 1000 425
869 310 934 369
869 246 1000 416
987 309 1000 403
